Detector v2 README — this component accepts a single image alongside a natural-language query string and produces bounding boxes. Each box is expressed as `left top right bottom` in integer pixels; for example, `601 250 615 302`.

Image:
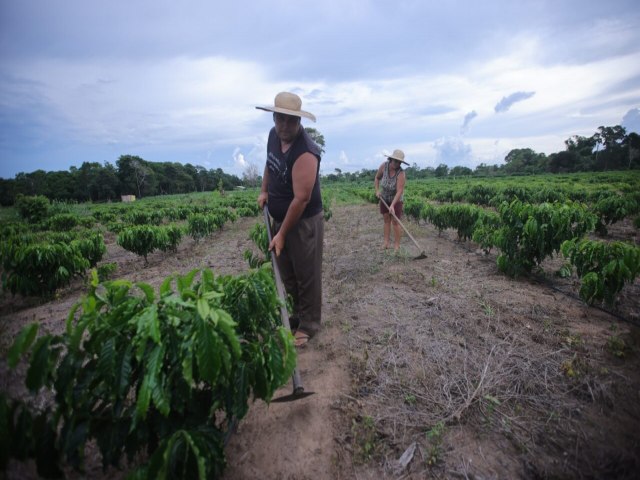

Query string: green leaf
197 298 210 321
160 274 174 297
196 320 221 385
136 282 155 303
26 336 53 392
7 323 39 368
117 344 134 398
216 311 241 359
97 337 116 383
150 373 171 417
136 376 151 420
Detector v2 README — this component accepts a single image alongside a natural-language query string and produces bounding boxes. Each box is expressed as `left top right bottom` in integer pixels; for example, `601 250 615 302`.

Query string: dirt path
2 202 639 479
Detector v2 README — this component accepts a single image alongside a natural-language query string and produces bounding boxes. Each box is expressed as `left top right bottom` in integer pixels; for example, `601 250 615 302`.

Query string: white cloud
622 108 640 134
233 147 246 169
433 137 473 167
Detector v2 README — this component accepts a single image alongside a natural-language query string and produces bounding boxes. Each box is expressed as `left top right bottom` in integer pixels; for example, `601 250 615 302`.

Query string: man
256 92 323 347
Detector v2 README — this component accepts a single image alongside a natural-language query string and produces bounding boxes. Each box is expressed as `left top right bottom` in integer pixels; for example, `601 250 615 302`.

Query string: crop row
356 188 639 306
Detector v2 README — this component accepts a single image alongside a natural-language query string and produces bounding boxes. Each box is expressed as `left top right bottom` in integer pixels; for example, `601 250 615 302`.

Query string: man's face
274 113 301 143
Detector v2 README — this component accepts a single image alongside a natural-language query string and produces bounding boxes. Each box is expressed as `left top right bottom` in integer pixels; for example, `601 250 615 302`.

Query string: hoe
379 197 427 260
263 206 315 402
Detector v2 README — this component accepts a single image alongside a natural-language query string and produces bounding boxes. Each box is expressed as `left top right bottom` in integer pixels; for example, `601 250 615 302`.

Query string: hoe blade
271 389 316 403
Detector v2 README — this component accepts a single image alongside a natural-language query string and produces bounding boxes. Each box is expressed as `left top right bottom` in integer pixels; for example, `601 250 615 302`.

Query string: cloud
233 147 246 169
622 107 640 134
433 137 473 167
494 91 536 113
460 110 478 134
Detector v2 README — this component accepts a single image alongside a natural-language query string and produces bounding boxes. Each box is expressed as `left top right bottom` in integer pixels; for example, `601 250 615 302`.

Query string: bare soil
2 203 639 479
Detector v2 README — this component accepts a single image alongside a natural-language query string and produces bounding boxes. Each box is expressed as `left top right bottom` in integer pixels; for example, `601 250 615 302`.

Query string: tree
242 163 261 187
434 163 449 177
474 163 500 176
93 162 120 201
593 125 627 170
449 166 473 177
304 127 326 155
503 148 546 174
628 132 640 169
194 166 210 192
117 155 143 196
548 151 581 173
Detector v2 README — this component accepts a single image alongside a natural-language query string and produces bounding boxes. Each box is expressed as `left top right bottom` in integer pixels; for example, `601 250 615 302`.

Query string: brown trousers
273 211 324 336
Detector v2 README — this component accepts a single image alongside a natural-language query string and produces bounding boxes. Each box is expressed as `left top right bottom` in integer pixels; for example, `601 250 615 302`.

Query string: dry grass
329 205 640 479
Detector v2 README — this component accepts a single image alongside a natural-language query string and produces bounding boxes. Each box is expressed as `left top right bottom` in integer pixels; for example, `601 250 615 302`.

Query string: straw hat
387 149 409 165
256 92 316 122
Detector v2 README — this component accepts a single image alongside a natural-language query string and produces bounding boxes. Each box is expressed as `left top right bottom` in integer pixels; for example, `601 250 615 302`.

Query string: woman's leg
392 218 402 251
383 213 391 248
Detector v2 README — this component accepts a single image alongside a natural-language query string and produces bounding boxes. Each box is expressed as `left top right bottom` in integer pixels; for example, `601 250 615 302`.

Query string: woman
374 149 408 251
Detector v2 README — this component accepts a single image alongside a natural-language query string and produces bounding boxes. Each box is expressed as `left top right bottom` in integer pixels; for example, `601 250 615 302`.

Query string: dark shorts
380 200 403 219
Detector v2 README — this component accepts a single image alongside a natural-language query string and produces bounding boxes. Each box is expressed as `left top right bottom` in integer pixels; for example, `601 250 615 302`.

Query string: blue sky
1 0 639 179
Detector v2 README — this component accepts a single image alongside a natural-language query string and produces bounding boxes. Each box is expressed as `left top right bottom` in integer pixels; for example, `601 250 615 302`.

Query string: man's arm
258 165 269 207
269 152 318 256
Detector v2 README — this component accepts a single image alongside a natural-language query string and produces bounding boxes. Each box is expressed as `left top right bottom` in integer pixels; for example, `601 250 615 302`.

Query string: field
1 173 639 479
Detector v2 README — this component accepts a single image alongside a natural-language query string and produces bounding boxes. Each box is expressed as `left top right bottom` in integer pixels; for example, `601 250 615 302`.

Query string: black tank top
266 126 322 221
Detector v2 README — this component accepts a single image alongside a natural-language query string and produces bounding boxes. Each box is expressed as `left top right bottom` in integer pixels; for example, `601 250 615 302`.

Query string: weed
351 415 378 463
96 262 117 282
483 394 501 414
430 276 438 287
404 394 417 405
606 334 628 358
479 300 494 317
562 333 584 350
424 421 446 467
561 354 587 378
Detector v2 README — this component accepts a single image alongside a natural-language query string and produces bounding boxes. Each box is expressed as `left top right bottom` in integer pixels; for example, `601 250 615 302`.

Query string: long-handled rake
379 197 427 260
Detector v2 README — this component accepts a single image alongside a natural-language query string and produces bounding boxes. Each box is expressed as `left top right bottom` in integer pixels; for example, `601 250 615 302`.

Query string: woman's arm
390 171 406 208
374 163 384 198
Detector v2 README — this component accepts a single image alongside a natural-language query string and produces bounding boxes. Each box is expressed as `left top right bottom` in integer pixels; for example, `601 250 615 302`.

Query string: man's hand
269 231 285 257
258 191 268 208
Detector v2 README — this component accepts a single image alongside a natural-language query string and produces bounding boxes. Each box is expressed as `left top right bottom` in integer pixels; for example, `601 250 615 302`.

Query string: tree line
323 125 640 183
0 155 243 206
1 125 638 205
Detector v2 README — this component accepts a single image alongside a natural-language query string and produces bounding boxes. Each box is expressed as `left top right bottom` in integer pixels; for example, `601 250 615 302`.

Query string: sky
1 0 640 180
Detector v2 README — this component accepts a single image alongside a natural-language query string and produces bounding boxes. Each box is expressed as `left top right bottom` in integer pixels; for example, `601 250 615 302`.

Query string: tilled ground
1 202 639 479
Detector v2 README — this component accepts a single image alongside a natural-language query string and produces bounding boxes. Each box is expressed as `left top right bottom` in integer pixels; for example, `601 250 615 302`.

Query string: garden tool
379 197 427 260
263 206 315 402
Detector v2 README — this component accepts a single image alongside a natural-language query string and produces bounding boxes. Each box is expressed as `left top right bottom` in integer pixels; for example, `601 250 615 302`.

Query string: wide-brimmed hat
255 92 316 122
387 149 409 165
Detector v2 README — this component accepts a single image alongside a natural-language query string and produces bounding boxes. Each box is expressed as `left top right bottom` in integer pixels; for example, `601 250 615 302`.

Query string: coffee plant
117 225 165 264
492 200 596 276
561 238 640 305
15 194 50 224
592 195 639 235
243 222 269 268
187 213 225 243
0 232 106 296
3 266 295 479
